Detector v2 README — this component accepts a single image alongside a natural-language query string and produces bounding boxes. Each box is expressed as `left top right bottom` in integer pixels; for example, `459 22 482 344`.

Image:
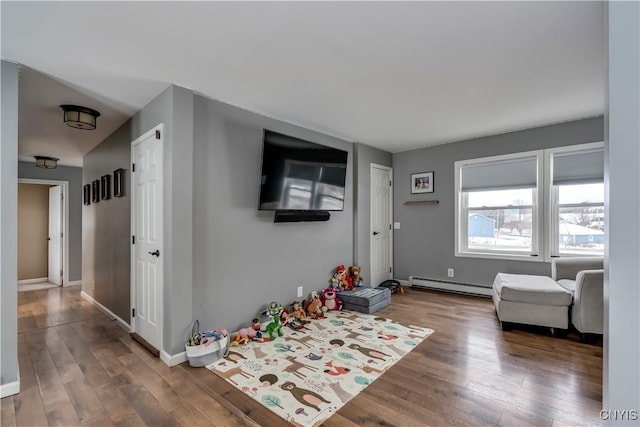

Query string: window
455 151 543 260
455 142 604 261
549 145 605 257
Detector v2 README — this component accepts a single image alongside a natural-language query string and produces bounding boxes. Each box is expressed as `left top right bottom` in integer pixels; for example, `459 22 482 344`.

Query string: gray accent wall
192 95 353 334
353 143 392 286
82 121 133 323
605 1 640 417
1 60 19 391
82 85 194 355
18 162 83 282
392 116 604 286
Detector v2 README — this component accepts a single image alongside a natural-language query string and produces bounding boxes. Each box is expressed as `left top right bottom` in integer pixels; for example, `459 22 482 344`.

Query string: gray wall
605 1 640 418
1 60 19 391
82 85 194 355
192 95 353 333
82 121 133 322
392 116 604 286
18 161 83 282
354 143 393 286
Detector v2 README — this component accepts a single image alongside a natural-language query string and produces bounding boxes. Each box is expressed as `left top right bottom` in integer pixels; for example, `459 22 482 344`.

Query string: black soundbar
274 210 330 223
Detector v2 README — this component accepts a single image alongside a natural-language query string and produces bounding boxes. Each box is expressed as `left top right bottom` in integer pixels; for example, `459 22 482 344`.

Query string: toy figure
231 324 263 346
331 265 352 291
321 288 343 311
280 307 290 326
304 291 325 319
291 300 306 321
252 318 262 339
349 265 364 288
190 328 228 346
262 302 284 340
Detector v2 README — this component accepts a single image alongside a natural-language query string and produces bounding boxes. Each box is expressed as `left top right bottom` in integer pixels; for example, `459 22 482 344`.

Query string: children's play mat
206 310 433 427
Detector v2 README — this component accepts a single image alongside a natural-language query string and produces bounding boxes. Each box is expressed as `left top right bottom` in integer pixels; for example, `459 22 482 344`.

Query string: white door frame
130 124 164 353
369 163 394 285
18 178 70 286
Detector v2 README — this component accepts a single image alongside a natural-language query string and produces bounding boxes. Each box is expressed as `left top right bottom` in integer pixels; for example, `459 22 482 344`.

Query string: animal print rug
206 310 433 427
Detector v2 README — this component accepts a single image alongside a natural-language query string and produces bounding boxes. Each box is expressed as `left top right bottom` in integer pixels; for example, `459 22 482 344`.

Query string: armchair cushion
557 279 576 293
551 257 603 281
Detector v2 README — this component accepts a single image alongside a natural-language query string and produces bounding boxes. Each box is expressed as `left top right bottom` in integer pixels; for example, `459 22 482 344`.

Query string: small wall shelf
404 200 439 206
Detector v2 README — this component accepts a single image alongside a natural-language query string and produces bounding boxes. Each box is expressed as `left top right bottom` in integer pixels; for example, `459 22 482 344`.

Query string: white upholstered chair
552 257 604 342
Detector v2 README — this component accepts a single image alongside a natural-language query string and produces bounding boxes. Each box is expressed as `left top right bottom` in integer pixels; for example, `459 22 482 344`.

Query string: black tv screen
258 130 348 211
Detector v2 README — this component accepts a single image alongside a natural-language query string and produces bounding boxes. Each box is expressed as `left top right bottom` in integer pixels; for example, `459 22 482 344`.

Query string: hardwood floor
2 286 603 426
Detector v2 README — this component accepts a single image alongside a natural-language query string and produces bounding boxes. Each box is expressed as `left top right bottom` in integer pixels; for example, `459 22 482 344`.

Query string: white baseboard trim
161 350 187 367
17 277 47 285
0 379 20 398
81 291 131 332
66 280 81 287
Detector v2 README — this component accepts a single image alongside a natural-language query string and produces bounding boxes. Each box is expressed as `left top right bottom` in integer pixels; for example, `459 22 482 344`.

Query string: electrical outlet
297 286 303 298
447 268 454 278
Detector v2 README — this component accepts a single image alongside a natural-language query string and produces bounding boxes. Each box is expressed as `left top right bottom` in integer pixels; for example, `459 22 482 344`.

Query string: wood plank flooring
2 286 603 426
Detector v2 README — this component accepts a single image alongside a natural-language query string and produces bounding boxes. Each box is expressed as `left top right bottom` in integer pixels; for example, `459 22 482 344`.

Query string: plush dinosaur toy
262 302 284 340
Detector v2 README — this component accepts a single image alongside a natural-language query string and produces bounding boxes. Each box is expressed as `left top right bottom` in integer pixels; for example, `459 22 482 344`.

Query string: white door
131 126 163 350
370 164 393 287
48 186 63 285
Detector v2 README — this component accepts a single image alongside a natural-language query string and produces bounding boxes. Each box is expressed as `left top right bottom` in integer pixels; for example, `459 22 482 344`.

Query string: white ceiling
2 1 605 167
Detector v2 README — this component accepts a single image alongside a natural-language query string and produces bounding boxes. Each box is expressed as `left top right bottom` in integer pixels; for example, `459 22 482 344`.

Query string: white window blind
553 148 604 185
461 156 538 192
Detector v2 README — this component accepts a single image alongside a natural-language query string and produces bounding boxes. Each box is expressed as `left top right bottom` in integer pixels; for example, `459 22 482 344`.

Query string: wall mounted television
258 130 348 211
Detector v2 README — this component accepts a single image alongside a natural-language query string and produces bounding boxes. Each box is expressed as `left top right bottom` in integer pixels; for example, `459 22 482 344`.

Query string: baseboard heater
409 276 492 297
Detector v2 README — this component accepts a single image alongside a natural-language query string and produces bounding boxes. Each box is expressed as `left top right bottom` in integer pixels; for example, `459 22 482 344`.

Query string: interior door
132 127 163 350
48 186 62 285
370 165 393 287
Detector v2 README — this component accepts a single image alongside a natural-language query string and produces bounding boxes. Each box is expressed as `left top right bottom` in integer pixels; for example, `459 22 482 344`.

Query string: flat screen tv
258 130 348 211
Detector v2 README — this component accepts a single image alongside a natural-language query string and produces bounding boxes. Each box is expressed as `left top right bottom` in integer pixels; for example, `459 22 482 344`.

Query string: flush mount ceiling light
35 156 59 169
60 104 101 130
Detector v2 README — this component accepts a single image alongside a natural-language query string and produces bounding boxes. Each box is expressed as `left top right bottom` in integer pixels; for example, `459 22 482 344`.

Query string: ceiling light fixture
35 156 59 169
60 104 101 130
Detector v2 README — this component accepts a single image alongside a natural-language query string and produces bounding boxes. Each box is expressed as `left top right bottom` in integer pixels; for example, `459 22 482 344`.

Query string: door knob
148 250 160 257
372 231 380 236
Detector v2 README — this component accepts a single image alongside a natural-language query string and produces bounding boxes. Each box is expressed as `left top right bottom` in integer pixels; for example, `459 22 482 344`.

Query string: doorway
370 164 393 287
130 125 164 352
17 179 70 290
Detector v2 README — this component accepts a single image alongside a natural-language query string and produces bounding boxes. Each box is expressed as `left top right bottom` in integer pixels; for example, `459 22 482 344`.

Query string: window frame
454 150 545 262
545 142 605 261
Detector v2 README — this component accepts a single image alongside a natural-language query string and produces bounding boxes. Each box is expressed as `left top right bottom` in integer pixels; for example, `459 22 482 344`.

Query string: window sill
455 250 544 262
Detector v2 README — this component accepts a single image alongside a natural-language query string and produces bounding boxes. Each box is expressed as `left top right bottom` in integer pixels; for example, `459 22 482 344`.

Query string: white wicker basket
185 320 229 367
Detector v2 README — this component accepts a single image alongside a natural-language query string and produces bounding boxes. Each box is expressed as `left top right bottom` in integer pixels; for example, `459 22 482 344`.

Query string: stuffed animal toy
349 265 364 288
331 265 352 291
231 326 262 346
321 288 343 311
280 307 290 326
261 302 284 340
304 291 325 319
291 300 306 321
252 318 262 336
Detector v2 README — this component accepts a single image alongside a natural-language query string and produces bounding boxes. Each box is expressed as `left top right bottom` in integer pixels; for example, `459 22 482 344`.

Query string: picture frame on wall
92 180 100 203
83 184 91 205
114 168 124 197
411 171 434 194
101 174 111 200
